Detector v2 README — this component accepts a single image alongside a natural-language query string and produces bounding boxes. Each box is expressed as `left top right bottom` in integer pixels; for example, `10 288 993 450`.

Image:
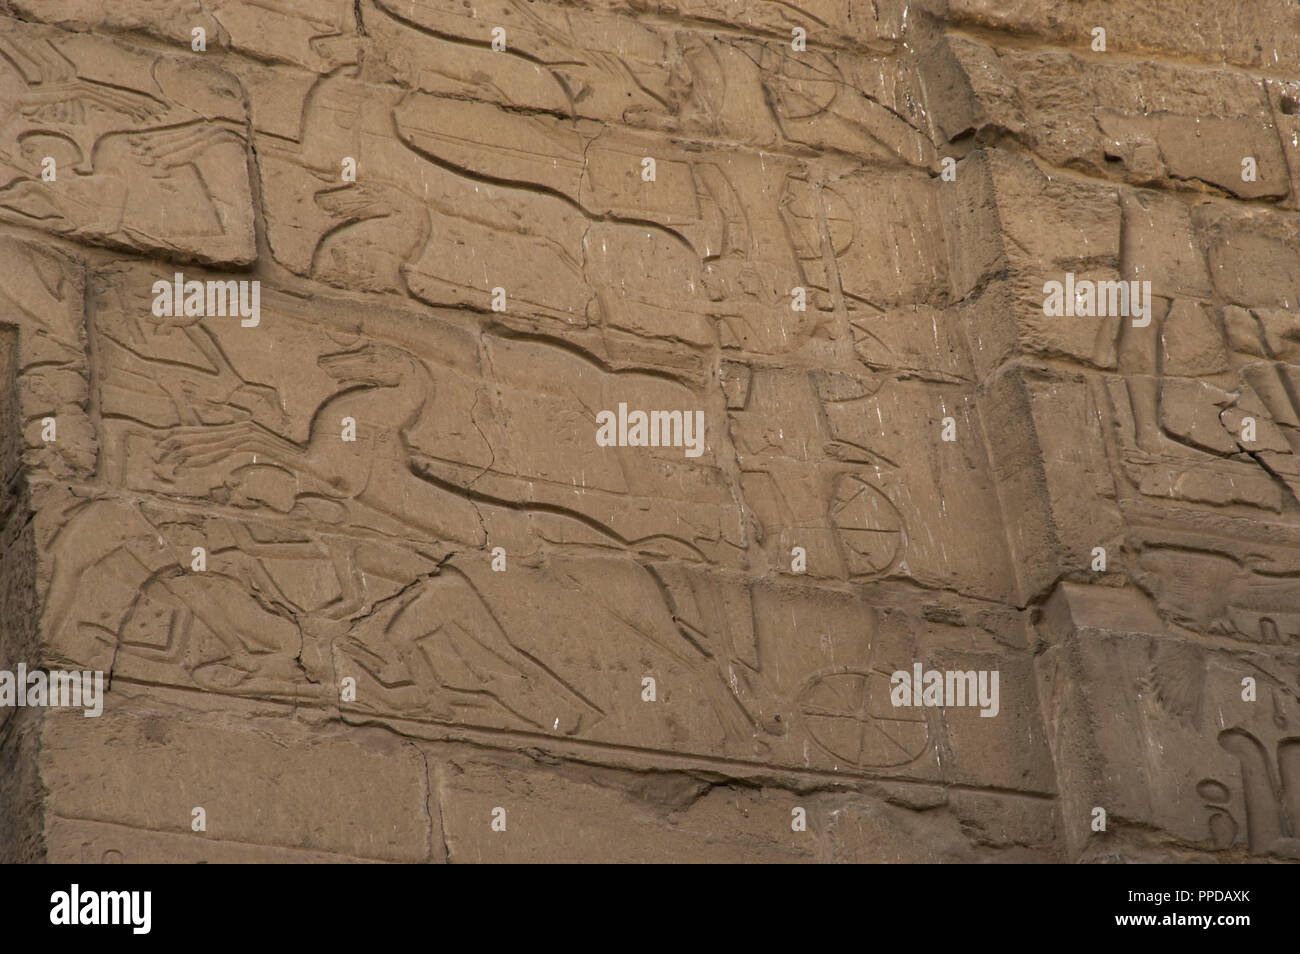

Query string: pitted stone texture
1 0 1298 864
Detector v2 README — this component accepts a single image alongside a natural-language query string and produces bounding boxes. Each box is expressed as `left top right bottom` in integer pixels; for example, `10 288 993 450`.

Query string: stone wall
0 0 1296 862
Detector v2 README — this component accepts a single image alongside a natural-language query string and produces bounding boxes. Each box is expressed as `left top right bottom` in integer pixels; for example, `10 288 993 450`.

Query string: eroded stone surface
0 0 1297 863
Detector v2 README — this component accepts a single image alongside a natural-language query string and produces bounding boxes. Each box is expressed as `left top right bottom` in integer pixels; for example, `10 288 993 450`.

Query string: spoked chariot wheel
797 667 930 768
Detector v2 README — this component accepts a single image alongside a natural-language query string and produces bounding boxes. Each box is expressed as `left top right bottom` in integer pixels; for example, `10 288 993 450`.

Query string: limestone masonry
1 0 1298 863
